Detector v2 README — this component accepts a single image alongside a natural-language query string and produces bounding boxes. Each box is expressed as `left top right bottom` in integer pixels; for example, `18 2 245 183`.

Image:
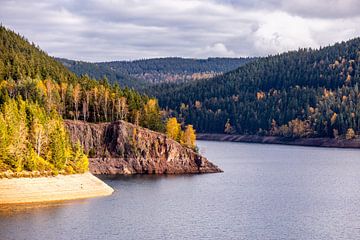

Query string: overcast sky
1 0 360 62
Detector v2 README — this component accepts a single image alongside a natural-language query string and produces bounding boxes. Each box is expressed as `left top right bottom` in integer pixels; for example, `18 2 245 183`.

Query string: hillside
0 25 217 176
148 38 360 138
0 26 164 129
0 25 162 174
0 27 77 83
57 57 252 88
57 58 146 88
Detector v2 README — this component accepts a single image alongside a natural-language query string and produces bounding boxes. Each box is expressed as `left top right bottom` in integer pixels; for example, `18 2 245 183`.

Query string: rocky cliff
65 120 222 175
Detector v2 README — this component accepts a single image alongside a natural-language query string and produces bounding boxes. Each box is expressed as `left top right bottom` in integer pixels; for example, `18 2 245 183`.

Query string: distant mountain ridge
57 57 252 88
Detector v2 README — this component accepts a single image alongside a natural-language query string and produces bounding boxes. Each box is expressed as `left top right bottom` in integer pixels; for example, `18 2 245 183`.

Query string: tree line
0 25 198 174
148 37 360 139
0 76 164 131
57 57 252 88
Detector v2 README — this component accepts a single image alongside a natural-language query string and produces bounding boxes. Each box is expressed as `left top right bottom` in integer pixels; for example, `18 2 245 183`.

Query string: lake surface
1 141 360 240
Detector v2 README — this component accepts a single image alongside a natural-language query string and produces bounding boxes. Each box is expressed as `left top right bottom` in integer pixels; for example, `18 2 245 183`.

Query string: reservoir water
1 141 360 239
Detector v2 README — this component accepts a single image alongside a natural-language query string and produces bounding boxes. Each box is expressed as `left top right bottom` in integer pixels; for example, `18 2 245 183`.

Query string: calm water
1 141 360 240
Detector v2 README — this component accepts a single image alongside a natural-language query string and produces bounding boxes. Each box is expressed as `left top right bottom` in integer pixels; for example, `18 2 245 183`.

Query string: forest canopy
0 98 88 174
148 37 360 139
0 25 168 174
57 57 252 88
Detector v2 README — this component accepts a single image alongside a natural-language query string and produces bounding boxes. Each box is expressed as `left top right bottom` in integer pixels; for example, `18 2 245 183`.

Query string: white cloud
0 0 359 61
252 11 317 55
196 43 235 57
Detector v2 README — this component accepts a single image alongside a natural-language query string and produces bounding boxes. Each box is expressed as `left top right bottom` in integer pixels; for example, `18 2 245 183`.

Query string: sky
1 0 360 62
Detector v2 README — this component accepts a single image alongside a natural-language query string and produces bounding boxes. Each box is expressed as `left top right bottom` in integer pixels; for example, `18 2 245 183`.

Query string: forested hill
57 57 252 88
57 58 145 89
99 57 252 74
0 28 77 83
148 38 360 139
0 26 164 174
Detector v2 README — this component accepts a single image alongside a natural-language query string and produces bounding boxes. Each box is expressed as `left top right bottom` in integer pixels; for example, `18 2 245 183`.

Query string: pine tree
72 141 89 173
3 98 28 172
141 98 164 132
47 117 72 170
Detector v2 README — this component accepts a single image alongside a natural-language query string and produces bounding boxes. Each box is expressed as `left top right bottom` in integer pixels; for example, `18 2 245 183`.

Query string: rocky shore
0 173 114 204
65 120 222 175
0 121 222 205
197 133 360 148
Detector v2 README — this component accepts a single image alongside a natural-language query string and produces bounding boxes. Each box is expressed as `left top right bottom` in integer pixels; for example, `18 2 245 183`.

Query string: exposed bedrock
65 120 222 175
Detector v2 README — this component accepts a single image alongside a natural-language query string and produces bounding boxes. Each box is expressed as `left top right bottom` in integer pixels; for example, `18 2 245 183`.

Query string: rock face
65 120 222 175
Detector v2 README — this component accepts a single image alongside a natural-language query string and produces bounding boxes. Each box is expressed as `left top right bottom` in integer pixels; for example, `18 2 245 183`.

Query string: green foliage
0 98 88 174
0 26 77 83
47 117 72 170
56 58 145 89
72 141 89 173
0 98 28 171
102 57 252 75
0 25 175 174
150 38 360 138
166 117 197 149
141 99 164 132
0 25 165 132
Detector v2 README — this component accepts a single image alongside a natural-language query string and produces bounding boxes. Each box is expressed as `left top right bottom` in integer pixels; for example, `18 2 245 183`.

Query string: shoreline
197 133 360 149
0 172 114 204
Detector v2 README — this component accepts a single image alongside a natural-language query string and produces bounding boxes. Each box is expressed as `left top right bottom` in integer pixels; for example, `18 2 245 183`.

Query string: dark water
1 141 360 240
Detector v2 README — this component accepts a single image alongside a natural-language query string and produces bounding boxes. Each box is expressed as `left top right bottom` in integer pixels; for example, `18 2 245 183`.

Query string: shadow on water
0 174 200 216
96 173 199 182
0 199 91 216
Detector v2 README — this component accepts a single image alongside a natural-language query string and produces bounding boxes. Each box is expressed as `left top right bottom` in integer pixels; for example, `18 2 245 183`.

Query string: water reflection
0 199 90 216
1 141 360 240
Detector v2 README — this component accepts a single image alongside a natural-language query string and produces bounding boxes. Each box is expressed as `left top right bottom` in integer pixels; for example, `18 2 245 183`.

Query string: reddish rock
65 120 222 175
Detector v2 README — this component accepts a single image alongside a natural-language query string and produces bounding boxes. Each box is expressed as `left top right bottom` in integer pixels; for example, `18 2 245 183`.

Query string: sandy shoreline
197 133 360 149
0 173 114 204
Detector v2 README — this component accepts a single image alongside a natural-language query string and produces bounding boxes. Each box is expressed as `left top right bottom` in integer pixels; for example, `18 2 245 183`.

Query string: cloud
221 0 360 19
280 0 360 19
196 43 235 57
0 0 359 61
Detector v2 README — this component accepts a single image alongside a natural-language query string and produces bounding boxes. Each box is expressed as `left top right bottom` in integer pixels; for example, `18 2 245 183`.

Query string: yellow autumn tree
145 98 157 112
330 113 337 125
346 128 356 140
181 125 196 149
166 117 181 141
142 98 163 132
224 119 234 134
116 96 128 120
72 83 81 120
59 82 68 115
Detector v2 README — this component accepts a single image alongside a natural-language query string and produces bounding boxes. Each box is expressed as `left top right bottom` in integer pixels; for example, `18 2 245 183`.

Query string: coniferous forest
57 57 252 88
148 38 360 139
0 26 165 174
